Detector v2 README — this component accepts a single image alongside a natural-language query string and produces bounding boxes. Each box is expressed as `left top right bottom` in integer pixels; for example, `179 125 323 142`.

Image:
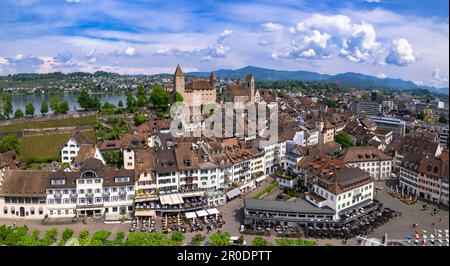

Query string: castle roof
174 64 184 77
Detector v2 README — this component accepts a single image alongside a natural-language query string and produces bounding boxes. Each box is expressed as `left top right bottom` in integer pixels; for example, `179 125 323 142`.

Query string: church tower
174 64 185 95
246 74 255 102
209 72 217 89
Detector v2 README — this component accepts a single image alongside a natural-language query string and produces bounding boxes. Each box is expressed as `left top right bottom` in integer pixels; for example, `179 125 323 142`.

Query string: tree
171 231 185 243
77 90 91 110
14 109 24 118
361 92 370 101
417 112 427 121
40 227 58 246
0 134 20 154
252 236 269 246
377 92 385 101
1 94 13 119
90 230 112 246
149 85 169 111
209 232 231 246
118 100 123 109
175 91 184 102
275 238 317 246
62 228 74 242
49 96 61 113
134 113 148 126
78 230 90 246
334 132 354 149
40 102 49 115
126 92 137 112
25 103 35 116
191 234 205 246
58 100 69 114
136 86 148 107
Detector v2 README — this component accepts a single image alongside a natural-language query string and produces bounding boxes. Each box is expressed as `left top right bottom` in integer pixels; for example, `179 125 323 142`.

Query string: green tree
209 232 231 246
252 236 270 246
49 96 61 113
361 92 370 101
175 91 184 102
126 92 137 112
58 100 69 114
136 86 148 107
377 92 385 101
134 113 148 126
276 238 317 246
14 109 24 118
40 101 49 115
149 85 169 111
417 112 427 121
77 90 91 110
90 230 112 246
1 94 13 119
78 230 90 246
334 132 354 149
0 134 20 154
118 100 123 109
40 227 58 246
191 234 205 246
25 103 35 116
62 228 74 242
171 231 185 243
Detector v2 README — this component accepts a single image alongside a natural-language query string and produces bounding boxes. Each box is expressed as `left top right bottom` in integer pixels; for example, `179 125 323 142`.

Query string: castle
222 74 260 103
173 64 217 107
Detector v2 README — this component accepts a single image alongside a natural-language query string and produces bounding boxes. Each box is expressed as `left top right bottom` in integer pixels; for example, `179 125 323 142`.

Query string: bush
171 231 185 243
40 228 58 246
91 230 112 245
62 228 74 242
276 238 317 246
252 236 270 246
209 232 231 246
191 234 205 246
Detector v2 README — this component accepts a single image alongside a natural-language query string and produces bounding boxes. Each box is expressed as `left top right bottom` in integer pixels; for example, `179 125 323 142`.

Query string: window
78 179 85 184
51 179 65 185
115 177 130 183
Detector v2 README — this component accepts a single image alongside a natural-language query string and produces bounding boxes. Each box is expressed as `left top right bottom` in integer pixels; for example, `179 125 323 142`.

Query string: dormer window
51 179 65 185
115 177 130 183
184 159 191 167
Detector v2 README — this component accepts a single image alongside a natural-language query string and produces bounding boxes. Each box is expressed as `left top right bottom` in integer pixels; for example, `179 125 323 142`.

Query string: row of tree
0 94 69 119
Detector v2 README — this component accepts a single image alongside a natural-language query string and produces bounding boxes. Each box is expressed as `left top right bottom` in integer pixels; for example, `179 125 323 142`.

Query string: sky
0 0 448 88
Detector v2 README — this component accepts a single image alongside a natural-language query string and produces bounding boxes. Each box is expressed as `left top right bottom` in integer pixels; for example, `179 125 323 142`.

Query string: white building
339 146 393 180
60 132 93 163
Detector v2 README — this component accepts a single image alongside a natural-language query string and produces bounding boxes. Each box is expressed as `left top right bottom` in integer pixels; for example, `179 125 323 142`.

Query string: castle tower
246 74 255 102
209 72 217 89
174 64 185 95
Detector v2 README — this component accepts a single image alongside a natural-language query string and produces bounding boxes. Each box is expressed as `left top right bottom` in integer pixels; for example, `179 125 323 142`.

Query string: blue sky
0 0 448 88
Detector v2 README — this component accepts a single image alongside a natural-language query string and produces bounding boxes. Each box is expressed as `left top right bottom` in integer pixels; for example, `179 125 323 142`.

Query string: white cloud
385 38 416 66
377 73 386 79
430 68 449 87
273 14 382 63
125 46 136 56
66 0 81 3
261 22 283 31
153 30 233 60
366 0 381 3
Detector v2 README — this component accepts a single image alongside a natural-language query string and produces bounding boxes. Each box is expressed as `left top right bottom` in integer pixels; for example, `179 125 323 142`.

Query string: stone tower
209 72 217 89
246 74 255 102
174 64 185 95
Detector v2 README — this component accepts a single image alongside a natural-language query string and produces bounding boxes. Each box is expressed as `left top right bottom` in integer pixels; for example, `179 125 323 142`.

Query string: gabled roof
0 151 21 169
71 131 92 145
339 146 392 163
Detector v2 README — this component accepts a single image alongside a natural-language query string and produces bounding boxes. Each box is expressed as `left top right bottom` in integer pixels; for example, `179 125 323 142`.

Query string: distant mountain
188 65 448 95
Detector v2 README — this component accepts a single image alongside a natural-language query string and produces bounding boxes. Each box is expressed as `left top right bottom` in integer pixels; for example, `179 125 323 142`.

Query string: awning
226 187 241 199
185 212 197 219
255 175 266 182
159 194 172 205
206 208 219 215
170 194 184 205
239 181 253 190
135 210 156 217
196 210 208 217
181 191 204 198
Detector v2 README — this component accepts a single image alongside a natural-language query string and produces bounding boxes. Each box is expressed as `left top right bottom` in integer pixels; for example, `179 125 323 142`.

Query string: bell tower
174 64 185 95
246 74 255 102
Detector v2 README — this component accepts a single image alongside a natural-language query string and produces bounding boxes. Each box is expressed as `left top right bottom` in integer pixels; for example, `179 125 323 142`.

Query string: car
230 236 247 246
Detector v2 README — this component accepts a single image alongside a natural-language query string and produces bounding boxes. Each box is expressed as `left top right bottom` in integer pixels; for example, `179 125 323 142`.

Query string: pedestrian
439 217 442 223
432 222 435 227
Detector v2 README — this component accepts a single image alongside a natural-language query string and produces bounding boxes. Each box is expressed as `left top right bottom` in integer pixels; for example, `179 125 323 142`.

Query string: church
173 64 217 107
222 74 260 103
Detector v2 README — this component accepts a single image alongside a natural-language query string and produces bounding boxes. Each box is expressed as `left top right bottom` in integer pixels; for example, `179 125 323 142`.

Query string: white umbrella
430 234 435 238
438 229 442 233
438 234 443 238
423 230 427 234
445 229 448 233
423 235 427 239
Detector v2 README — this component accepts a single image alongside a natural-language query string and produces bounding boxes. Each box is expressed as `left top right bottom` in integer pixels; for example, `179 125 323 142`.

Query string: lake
12 92 127 115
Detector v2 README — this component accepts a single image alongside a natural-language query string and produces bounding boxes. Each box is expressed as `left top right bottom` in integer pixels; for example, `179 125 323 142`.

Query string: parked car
230 236 247 246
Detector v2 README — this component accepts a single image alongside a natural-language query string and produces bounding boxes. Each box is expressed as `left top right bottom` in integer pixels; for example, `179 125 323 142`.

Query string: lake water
12 93 127 115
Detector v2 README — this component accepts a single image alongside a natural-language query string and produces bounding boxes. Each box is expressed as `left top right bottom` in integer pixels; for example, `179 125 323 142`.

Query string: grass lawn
0 115 97 133
19 130 96 163
254 181 278 199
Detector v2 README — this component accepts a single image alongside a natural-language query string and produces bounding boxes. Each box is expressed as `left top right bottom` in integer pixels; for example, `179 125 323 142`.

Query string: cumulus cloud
153 30 233 60
66 0 81 3
261 22 283 31
272 14 382 63
385 38 416 66
377 73 386 79
366 0 381 3
125 46 135 56
111 46 140 57
430 68 449 87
